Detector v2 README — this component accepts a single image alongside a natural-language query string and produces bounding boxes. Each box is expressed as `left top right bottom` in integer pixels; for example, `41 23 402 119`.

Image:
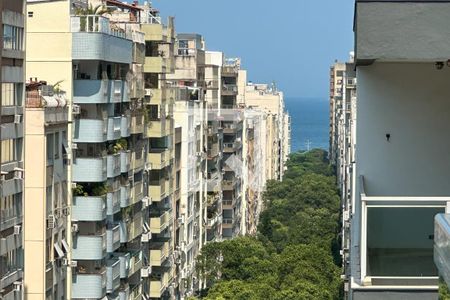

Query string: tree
197 149 343 299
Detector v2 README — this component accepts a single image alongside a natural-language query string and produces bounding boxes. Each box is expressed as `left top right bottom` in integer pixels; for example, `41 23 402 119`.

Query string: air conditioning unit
13 281 22 292
142 196 151 207
141 232 150 243
14 115 22 124
178 216 185 225
62 258 69 266
71 223 79 233
14 225 21 235
141 266 151 277
70 260 78 268
14 168 24 180
71 143 78 150
47 215 56 229
193 222 198 227
63 207 70 216
72 105 81 115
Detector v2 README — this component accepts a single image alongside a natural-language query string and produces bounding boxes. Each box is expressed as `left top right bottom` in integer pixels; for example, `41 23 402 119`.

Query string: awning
54 243 64 259
62 239 70 254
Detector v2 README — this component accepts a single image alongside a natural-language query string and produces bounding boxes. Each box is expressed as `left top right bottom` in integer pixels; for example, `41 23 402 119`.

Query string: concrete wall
356 62 450 196
356 2 450 61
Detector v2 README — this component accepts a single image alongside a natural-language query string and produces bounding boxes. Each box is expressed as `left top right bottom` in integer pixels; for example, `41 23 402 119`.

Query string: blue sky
151 0 354 98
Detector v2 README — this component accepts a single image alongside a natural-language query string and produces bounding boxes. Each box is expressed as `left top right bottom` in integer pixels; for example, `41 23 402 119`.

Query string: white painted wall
356 62 450 197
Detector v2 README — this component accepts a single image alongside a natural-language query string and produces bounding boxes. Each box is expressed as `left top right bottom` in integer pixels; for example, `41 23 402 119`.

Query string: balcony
0 232 22 256
150 241 170 266
107 117 122 141
120 150 131 173
142 23 168 42
73 156 107 183
148 149 171 169
222 178 237 191
222 217 234 229
106 259 120 294
146 88 165 105
149 272 169 298
222 122 242 134
223 141 242 153
128 251 143 278
73 80 109 104
133 180 144 204
107 224 121 253
71 15 132 64
222 84 238 96
107 153 121 178
149 178 166 202
130 284 142 300
107 188 120 216
130 112 144 134
119 211 143 243
148 119 171 139
72 195 107 221
121 115 131 137
207 142 220 159
131 149 145 171
110 80 124 103
73 118 107 143
72 270 107 299
0 177 22 202
150 211 171 234
123 81 131 102
0 269 22 291
120 183 132 208
72 232 106 260
207 213 222 228
144 57 168 74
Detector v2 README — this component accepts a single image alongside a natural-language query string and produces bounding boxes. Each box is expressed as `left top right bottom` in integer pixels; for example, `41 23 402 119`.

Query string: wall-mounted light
386 133 391 142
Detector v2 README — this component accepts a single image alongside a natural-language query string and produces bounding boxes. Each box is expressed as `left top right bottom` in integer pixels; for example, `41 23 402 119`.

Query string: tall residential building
244 83 290 180
342 0 450 298
168 33 208 298
141 5 177 299
329 58 357 298
24 81 70 300
204 51 224 243
220 58 244 239
26 0 149 298
0 1 26 299
329 62 346 167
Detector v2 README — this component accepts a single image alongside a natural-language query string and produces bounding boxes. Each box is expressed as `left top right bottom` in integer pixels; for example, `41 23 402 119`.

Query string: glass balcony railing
72 195 107 221
72 269 107 299
72 231 106 260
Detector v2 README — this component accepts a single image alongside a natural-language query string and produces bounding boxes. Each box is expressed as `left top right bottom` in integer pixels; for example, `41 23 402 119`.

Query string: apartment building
329 62 346 168
220 58 244 239
24 81 70 300
204 51 223 243
343 0 450 298
26 0 150 298
329 58 357 298
0 1 26 299
141 5 177 299
241 109 266 235
244 83 290 181
167 33 208 298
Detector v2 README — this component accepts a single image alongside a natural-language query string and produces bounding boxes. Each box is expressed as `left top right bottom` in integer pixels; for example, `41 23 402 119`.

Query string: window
1 83 16 106
1 139 15 163
54 132 60 159
46 133 54 163
3 24 23 50
149 105 159 120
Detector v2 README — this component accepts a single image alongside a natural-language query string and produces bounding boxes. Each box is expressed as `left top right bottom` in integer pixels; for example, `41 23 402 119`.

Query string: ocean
285 97 329 153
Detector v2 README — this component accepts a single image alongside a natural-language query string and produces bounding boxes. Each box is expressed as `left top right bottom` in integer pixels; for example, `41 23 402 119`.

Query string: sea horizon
284 96 329 153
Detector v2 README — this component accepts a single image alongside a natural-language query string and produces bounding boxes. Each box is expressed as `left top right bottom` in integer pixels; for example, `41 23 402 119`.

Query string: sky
150 0 355 98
